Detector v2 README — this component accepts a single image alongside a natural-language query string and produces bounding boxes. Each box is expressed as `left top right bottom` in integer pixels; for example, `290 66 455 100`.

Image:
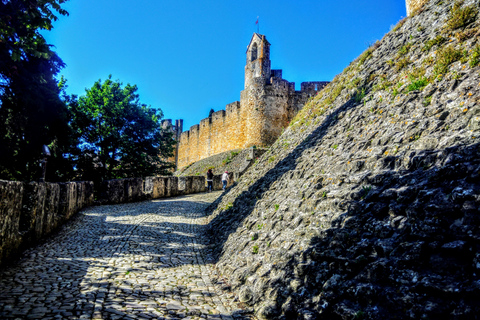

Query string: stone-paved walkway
0 191 251 320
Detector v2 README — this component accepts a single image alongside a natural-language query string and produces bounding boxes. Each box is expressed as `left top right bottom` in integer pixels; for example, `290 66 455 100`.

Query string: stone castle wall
177 102 244 166
406 0 428 16
176 79 327 169
175 33 329 170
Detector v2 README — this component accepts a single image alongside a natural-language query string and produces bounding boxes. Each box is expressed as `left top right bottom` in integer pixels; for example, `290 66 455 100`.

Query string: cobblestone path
0 191 249 320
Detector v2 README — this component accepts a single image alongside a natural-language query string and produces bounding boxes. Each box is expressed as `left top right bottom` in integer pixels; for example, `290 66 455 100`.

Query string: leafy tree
0 0 71 181
70 76 175 183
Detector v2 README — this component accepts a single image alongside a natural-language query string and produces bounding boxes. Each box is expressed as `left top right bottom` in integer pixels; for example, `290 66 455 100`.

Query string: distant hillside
204 0 480 319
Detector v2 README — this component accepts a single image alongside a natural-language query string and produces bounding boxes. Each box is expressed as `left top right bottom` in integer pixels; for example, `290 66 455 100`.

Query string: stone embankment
176 148 266 179
205 0 480 319
0 192 253 319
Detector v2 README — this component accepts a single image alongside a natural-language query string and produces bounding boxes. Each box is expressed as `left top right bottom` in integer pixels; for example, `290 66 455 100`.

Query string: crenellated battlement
173 33 329 169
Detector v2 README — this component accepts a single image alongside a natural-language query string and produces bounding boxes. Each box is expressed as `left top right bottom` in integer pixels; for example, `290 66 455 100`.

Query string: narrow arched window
251 43 258 61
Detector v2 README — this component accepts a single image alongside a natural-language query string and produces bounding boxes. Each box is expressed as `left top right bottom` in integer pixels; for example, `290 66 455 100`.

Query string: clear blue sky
43 0 406 131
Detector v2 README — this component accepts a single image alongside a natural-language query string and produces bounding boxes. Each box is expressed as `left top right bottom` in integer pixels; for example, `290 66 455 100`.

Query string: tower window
251 43 258 61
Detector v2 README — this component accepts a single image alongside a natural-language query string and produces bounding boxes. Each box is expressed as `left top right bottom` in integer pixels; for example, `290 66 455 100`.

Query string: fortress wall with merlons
177 101 245 168
176 80 328 169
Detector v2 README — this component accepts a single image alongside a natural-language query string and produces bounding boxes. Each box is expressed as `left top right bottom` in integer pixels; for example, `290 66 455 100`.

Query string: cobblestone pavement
0 191 252 320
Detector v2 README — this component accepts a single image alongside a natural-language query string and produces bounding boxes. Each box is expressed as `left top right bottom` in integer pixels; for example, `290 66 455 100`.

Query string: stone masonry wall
177 102 244 167
177 79 328 169
205 1 480 317
0 180 94 267
0 175 208 267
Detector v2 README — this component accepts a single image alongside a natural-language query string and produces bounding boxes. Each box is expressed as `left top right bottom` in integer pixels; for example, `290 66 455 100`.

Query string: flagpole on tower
256 16 259 33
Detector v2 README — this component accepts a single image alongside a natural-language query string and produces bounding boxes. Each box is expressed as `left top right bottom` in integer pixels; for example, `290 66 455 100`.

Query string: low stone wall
178 176 206 195
0 175 210 266
0 180 94 267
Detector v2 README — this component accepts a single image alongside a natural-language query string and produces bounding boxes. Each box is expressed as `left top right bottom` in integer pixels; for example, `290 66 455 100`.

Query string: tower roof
246 33 270 53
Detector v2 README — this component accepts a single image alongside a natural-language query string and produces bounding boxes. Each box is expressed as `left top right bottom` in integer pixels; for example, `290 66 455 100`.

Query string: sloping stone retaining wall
0 174 215 267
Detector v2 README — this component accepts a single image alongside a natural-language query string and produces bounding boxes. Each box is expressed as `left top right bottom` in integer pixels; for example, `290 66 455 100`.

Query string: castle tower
406 0 428 16
174 33 328 170
244 33 271 89
161 119 183 170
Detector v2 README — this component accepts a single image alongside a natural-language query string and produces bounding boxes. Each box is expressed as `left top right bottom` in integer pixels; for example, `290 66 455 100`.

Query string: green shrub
395 57 410 71
422 35 446 52
392 87 400 97
398 43 413 56
350 77 361 88
434 45 462 75
392 17 407 32
469 44 480 67
354 87 366 103
407 78 429 92
358 47 374 66
373 76 393 92
446 0 477 31
455 27 479 41
423 96 433 106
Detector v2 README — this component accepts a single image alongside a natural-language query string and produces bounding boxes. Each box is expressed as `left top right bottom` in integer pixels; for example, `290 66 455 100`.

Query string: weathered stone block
84 181 95 207
125 178 143 202
190 176 206 193
143 177 154 199
20 182 47 242
165 176 178 197
76 182 86 212
178 177 187 195
181 176 206 195
152 177 166 199
102 179 125 204
43 183 60 235
213 173 233 190
213 175 223 191
58 182 77 221
0 180 24 266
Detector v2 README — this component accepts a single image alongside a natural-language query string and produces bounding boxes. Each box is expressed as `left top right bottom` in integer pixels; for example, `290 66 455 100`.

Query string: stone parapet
0 175 211 267
0 180 93 266
178 176 206 195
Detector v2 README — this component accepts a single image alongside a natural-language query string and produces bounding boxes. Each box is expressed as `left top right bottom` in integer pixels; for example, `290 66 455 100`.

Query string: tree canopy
0 0 71 181
0 1 176 183
69 76 175 183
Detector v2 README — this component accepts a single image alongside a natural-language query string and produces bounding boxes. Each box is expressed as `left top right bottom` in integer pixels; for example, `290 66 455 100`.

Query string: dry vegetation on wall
292 0 479 132
204 0 480 319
